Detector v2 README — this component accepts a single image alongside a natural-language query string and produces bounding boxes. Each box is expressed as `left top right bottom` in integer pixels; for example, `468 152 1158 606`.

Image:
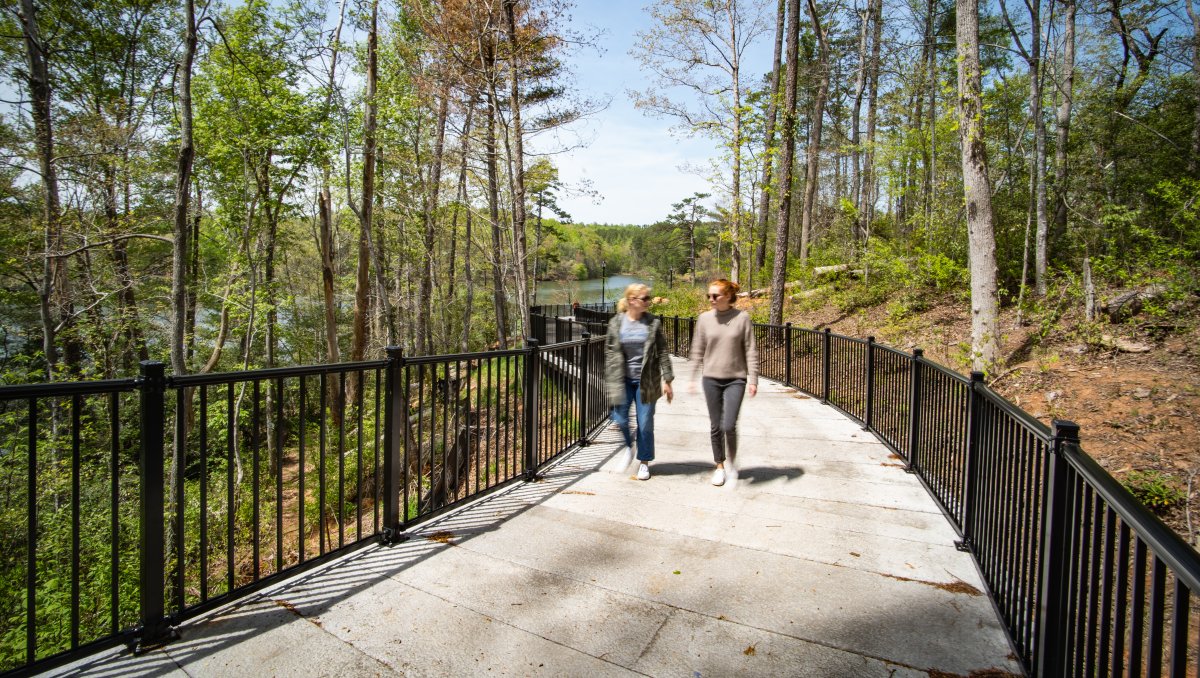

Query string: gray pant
702 377 746 464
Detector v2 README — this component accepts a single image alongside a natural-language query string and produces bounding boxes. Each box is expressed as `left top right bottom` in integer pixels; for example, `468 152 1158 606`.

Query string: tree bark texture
504 0 531 341
769 0 801 326
1052 0 1076 236
799 0 829 266
755 0 786 275
169 0 197 377
956 0 1001 371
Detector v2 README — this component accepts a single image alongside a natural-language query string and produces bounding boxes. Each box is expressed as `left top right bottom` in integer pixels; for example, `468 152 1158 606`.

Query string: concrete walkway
53 357 1024 677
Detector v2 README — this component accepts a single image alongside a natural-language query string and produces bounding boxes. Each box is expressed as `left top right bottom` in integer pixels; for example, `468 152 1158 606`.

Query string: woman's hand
748 384 758 398
663 382 674 403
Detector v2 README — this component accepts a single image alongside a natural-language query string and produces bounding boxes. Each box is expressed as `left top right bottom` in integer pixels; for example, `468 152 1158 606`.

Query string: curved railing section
0 304 1194 678
536 307 1199 678
0 336 609 677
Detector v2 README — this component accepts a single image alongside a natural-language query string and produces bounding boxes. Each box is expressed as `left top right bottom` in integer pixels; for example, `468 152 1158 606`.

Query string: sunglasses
707 293 725 300
632 296 652 302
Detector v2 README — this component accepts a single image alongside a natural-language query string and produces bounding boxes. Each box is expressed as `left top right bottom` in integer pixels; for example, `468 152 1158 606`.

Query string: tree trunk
1052 0 1076 236
863 0 882 237
420 90 450 355
956 0 1001 371
170 0 197 378
925 0 936 233
482 29 511 348
505 0 531 341
755 0 786 276
319 180 340 367
799 0 828 266
21 0 69 379
769 0 801 326
728 6 744 286
457 104 477 352
850 1 869 240
999 0 1048 294
486 76 509 348
1187 0 1199 175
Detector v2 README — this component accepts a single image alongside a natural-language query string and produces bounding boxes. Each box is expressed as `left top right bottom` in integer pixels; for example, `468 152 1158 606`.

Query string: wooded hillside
0 0 1197 384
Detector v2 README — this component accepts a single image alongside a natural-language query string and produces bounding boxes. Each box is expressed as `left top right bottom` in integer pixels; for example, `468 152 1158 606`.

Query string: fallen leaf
744 645 756 656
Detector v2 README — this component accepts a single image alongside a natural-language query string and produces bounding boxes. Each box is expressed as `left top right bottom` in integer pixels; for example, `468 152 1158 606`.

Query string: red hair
708 279 740 300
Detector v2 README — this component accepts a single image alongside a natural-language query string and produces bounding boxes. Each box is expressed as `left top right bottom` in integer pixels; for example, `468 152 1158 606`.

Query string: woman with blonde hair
690 279 758 486
604 283 674 480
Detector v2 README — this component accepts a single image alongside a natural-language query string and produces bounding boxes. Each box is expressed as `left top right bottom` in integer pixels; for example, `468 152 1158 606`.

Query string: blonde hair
616 283 651 313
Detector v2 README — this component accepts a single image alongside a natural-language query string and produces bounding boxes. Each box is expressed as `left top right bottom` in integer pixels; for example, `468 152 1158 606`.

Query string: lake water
534 275 655 306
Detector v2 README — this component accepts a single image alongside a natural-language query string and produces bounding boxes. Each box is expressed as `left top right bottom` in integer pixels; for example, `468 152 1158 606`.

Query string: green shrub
1122 470 1185 513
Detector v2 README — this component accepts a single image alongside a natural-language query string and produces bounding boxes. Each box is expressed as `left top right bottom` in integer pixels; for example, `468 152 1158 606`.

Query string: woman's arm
743 313 759 396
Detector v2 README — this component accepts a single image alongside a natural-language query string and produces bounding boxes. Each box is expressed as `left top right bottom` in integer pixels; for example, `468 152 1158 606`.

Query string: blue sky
542 0 774 227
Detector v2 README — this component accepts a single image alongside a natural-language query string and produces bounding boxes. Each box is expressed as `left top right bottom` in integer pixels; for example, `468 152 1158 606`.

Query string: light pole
601 263 606 307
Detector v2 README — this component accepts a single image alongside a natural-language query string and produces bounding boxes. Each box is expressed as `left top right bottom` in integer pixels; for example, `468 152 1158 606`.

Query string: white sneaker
615 445 633 472
711 466 726 486
636 463 650 481
726 463 739 482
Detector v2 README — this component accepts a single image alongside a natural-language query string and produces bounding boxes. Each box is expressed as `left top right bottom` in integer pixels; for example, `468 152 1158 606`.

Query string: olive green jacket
604 312 674 406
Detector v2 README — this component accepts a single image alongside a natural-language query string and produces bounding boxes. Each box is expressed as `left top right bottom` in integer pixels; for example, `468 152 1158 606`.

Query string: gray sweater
689 308 759 386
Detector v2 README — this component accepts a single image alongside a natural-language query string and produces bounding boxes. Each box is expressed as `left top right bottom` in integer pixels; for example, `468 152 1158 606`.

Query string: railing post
784 323 793 387
136 361 172 650
672 316 679 356
906 348 924 471
381 346 407 544
1036 420 1080 678
821 328 832 403
956 371 985 550
864 337 875 430
524 337 541 481
577 333 592 447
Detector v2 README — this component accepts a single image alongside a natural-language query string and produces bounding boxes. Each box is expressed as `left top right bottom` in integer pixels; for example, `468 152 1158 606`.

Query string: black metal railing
3 307 1196 677
532 308 1199 678
0 336 609 676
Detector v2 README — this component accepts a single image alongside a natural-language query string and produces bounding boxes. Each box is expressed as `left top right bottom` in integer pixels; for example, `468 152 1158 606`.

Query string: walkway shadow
641 461 711 477
59 436 628 678
735 466 806 485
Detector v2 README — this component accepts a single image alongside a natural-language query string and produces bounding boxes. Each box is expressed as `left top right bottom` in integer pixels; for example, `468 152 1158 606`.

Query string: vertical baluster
110 392 120 634
226 383 235 591
71 394 81 648
1166 577 1189 678
275 377 283 573
299 376 307 563
338 372 346 548
382 349 404 543
357 370 364 537
199 386 208 602
319 373 327 555
27 398 37 664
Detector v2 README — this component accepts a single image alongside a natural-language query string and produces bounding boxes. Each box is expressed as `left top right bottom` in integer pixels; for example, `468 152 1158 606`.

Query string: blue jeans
610 378 656 461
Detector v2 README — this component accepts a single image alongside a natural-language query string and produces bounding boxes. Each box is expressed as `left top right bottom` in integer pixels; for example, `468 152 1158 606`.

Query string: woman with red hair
689 279 758 486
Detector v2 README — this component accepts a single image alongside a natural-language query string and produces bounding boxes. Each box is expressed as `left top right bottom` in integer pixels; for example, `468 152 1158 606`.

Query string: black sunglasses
633 296 652 302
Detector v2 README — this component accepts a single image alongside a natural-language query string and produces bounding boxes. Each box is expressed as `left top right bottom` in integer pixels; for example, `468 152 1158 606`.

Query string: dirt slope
751 294 1200 547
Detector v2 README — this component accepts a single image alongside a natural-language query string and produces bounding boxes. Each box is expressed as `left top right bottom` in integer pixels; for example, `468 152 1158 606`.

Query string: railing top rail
0 377 138 400
916 354 971 386
875 344 911 359
403 347 527 365
1064 441 1200 592
977 384 1052 440
172 359 390 387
